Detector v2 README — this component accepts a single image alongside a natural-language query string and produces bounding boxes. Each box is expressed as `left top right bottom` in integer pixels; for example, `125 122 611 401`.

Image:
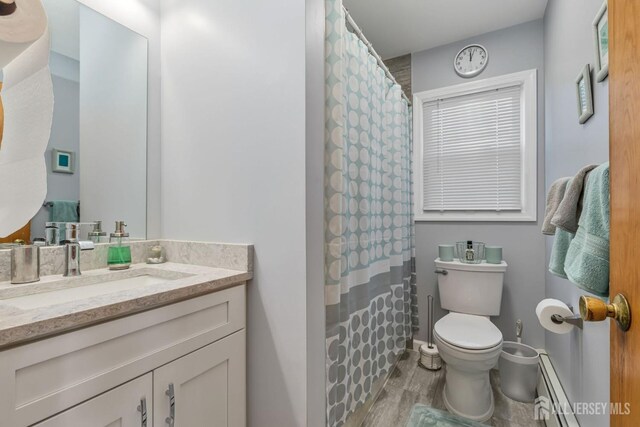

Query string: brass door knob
579 294 631 331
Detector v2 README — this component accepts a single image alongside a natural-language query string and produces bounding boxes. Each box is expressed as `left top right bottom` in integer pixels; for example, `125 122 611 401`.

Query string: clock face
454 44 488 78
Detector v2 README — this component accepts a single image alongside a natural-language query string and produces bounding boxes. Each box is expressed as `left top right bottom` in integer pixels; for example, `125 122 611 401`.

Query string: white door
34 373 152 427
153 330 246 427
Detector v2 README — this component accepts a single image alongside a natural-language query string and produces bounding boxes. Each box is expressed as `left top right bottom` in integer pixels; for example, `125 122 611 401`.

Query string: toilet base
442 381 494 422
432 318 503 422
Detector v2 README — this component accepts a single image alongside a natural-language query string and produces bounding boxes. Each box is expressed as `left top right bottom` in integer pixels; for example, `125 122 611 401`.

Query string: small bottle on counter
108 221 131 270
465 240 475 262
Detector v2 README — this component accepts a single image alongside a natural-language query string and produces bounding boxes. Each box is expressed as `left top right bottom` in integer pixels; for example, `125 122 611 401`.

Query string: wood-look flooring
361 351 543 427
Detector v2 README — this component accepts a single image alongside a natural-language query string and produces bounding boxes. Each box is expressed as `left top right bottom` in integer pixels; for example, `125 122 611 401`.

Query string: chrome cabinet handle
434 269 448 275
137 397 148 427
165 383 175 426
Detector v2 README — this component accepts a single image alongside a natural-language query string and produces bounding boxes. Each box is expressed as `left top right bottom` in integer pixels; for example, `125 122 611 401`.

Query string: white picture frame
51 148 75 174
593 0 609 82
576 65 594 125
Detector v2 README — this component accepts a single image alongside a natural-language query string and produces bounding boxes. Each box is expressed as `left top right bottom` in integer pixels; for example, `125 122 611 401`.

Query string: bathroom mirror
0 0 148 243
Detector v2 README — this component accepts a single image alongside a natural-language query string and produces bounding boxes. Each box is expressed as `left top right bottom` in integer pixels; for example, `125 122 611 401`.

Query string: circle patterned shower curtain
324 1 418 425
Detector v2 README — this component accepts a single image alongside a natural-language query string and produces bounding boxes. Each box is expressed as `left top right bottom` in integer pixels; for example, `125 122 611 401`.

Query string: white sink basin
0 268 193 311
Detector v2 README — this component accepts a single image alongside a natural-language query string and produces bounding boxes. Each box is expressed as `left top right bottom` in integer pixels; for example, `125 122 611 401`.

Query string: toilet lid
434 313 502 350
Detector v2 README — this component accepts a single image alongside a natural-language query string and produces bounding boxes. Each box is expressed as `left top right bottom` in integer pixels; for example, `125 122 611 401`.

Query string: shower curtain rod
343 6 412 105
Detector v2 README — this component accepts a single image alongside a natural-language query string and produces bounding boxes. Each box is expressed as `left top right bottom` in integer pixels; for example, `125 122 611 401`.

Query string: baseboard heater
537 351 580 427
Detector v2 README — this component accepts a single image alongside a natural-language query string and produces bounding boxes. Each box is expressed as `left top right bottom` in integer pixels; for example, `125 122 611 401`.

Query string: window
413 69 537 221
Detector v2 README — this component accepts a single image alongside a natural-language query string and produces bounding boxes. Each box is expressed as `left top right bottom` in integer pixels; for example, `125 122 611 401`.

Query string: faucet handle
79 241 95 251
61 240 94 251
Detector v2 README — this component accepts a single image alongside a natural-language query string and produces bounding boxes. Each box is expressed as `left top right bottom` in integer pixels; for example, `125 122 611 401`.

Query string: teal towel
564 163 609 297
49 200 79 222
406 405 488 426
549 228 574 279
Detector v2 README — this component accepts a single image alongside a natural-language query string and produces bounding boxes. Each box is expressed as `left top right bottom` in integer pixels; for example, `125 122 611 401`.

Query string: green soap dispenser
108 221 131 270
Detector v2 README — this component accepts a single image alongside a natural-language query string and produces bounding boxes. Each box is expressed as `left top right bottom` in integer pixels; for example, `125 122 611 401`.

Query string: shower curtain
324 1 417 425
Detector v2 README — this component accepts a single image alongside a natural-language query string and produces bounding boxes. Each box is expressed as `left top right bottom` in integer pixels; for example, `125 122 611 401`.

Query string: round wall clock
454 44 488 78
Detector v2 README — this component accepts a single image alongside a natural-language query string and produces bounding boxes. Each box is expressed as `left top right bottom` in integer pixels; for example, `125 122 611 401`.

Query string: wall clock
454 44 488 78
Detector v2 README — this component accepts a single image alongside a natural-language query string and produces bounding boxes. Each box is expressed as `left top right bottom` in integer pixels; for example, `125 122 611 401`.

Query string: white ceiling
342 0 548 59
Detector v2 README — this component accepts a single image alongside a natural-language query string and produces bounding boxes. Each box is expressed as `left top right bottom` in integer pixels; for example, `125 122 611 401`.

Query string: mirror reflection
0 0 148 245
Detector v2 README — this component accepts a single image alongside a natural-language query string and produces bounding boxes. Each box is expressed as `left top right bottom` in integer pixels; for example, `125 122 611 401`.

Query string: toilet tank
435 259 507 316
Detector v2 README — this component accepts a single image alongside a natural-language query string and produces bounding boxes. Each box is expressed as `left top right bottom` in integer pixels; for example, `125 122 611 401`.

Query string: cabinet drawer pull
165 383 175 426
137 397 148 427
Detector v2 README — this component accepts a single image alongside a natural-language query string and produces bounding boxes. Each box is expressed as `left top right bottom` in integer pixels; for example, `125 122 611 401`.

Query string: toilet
433 258 507 422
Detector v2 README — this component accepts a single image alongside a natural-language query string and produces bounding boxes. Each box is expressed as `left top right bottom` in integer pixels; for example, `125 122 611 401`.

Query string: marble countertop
0 262 251 349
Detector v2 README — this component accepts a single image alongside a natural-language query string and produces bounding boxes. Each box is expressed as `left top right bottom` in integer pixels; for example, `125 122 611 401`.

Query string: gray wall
160 0 308 425
306 0 326 424
544 1 609 426
411 20 546 348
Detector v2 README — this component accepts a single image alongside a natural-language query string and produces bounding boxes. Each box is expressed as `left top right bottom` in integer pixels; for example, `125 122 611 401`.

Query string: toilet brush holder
419 343 442 370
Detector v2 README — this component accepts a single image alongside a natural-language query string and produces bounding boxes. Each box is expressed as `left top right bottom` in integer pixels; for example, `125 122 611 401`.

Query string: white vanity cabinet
0 284 247 427
33 374 154 427
154 331 245 426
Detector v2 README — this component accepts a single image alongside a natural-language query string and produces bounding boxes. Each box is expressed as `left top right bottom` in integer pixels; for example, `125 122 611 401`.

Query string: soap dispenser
88 221 107 243
108 221 131 270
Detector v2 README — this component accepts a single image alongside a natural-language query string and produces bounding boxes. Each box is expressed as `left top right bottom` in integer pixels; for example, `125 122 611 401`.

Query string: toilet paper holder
550 304 584 329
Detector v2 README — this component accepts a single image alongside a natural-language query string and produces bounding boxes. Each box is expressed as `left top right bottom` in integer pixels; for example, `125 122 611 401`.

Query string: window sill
415 211 537 222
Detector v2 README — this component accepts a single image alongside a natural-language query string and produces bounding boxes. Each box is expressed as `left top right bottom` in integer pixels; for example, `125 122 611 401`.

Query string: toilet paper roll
0 0 47 69
0 0 52 237
536 299 575 334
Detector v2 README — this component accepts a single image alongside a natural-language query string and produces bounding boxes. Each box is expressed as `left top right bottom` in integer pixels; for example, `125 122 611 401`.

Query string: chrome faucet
59 222 95 277
62 240 95 277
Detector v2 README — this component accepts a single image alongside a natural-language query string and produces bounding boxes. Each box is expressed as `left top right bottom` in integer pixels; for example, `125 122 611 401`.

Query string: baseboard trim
537 351 580 427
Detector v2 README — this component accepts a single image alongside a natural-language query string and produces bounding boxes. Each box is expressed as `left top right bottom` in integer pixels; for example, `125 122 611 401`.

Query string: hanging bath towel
542 177 571 235
549 228 574 279
49 200 79 222
564 163 609 297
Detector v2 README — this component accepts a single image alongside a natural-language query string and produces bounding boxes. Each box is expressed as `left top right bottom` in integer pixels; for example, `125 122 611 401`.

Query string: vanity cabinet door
33 373 152 427
153 330 246 427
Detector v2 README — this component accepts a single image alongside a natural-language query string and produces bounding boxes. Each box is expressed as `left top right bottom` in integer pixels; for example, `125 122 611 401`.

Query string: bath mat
406 405 489 427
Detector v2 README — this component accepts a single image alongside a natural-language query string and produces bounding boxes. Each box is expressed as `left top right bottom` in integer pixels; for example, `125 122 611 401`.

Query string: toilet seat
434 313 502 350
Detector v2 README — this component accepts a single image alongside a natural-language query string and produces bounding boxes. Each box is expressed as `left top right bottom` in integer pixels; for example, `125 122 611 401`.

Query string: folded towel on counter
542 177 571 235
564 163 610 297
48 200 79 222
549 228 574 279
551 164 598 234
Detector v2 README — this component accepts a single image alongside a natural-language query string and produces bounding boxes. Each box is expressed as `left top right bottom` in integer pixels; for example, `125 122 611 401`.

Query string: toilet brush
516 319 523 343
512 319 525 356
419 295 442 370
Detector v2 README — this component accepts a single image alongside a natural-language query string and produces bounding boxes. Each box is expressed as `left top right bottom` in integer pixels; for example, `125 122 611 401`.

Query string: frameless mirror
0 0 148 244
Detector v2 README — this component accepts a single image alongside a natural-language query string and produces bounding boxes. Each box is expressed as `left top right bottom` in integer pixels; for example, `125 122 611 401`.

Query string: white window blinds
422 85 523 212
